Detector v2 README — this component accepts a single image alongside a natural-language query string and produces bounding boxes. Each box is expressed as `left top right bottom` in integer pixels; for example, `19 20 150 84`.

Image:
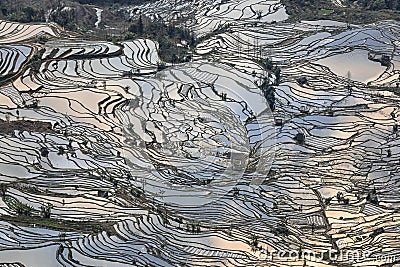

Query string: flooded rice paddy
0 0 399 266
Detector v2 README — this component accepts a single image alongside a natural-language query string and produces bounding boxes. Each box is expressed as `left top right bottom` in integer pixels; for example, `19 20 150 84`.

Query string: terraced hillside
0 0 400 266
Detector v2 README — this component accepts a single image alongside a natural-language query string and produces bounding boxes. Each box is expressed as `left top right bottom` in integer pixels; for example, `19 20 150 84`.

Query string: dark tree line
0 1 84 30
257 58 281 112
0 6 45 23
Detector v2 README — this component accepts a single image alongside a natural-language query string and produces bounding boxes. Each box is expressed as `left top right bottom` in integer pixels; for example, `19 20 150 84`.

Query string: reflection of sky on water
0 245 60 267
317 49 385 83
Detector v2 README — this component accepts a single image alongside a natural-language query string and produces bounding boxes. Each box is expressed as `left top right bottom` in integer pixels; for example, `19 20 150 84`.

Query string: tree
260 77 275 111
157 62 166 71
58 232 66 241
138 15 144 34
57 146 65 155
40 147 49 157
41 203 52 218
250 234 259 251
255 10 263 20
274 67 281 85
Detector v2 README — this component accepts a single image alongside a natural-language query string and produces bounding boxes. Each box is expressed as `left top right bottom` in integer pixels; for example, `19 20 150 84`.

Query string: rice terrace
0 0 399 266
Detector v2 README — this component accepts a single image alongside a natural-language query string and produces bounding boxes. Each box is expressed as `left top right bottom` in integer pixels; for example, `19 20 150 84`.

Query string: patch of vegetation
249 234 259 251
35 35 50 45
256 57 282 112
282 0 400 24
348 0 400 10
0 118 54 136
73 0 155 5
272 222 290 236
124 16 195 63
48 5 79 31
0 185 116 234
318 9 334 16
1 6 45 23
0 214 116 235
4 196 36 216
0 0 97 31
29 49 45 72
